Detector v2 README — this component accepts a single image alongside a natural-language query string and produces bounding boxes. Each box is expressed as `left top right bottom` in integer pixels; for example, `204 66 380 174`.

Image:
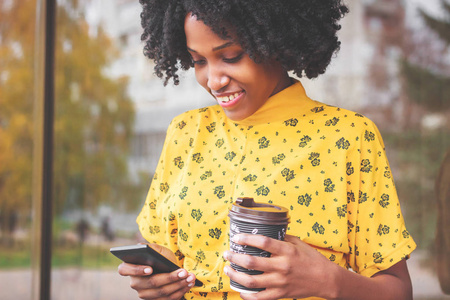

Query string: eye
189 53 206 66
192 59 206 65
223 52 244 64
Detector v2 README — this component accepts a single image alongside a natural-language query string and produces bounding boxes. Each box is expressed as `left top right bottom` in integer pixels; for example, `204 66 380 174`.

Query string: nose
206 65 230 92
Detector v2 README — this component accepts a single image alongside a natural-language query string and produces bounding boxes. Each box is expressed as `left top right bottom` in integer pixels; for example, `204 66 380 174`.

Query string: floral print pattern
136 82 416 300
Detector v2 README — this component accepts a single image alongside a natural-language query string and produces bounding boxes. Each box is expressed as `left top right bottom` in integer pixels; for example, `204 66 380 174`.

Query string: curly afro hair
139 0 349 85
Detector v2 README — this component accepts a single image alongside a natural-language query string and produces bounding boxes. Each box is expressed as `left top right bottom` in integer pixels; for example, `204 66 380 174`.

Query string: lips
216 92 241 103
215 91 244 108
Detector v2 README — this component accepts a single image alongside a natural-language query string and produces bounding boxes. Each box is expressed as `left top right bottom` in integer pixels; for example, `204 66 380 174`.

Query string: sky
406 0 444 27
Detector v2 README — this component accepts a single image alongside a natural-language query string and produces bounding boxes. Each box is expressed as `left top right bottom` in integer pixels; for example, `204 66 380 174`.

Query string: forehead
184 13 235 49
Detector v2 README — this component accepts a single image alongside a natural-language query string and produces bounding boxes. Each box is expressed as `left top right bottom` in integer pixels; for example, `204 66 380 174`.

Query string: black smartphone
110 244 203 287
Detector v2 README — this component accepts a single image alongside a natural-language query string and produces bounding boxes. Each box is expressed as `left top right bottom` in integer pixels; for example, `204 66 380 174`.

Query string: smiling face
184 13 291 121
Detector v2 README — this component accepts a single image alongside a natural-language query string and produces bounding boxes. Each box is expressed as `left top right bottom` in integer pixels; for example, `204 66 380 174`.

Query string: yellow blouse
137 81 416 300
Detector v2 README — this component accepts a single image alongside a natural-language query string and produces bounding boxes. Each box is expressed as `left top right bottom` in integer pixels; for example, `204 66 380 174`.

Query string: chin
224 111 247 121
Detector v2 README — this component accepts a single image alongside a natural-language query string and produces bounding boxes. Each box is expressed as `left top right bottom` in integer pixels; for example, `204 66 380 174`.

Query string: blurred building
302 0 407 126
87 0 420 176
85 0 212 175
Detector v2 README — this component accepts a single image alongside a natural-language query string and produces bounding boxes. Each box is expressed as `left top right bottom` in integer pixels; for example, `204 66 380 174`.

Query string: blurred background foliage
0 0 449 299
396 0 450 250
0 0 148 242
398 0 450 293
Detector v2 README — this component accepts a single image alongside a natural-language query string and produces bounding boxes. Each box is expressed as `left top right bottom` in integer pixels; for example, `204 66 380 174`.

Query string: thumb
148 243 178 264
284 234 306 246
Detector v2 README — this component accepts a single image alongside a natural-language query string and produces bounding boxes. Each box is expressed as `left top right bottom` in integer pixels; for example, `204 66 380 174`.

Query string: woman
118 1 416 299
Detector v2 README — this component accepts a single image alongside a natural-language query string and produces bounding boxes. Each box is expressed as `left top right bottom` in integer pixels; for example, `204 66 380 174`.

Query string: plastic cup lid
228 197 290 225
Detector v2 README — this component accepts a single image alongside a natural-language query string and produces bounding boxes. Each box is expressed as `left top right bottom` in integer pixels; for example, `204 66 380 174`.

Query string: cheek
194 68 208 91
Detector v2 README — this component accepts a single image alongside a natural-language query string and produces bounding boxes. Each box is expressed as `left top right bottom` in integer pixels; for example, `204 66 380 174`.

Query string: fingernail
232 234 240 243
178 269 187 278
144 268 152 274
186 274 194 282
223 251 229 260
224 266 229 275
188 282 194 287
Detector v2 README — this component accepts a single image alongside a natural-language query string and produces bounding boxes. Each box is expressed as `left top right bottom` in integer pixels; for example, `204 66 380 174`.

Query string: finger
158 284 193 300
224 265 288 293
240 287 285 300
118 262 154 276
284 234 303 245
138 269 194 289
148 243 178 264
149 243 169 255
133 276 193 300
285 234 335 255
225 248 297 276
284 234 315 251
224 250 278 273
224 267 288 300
232 234 289 256
224 265 265 291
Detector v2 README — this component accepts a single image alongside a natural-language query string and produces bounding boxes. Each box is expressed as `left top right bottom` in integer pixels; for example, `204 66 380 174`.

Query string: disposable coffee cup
228 197 290 293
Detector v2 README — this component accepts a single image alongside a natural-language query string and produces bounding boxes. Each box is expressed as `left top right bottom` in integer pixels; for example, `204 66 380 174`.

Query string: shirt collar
232 79 312 126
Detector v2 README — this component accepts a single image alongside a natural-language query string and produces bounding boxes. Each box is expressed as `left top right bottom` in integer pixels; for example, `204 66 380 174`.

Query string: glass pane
50 1 136 299
50 1 449 300
0 0 38 299
50 1 209 299
304 1 450 299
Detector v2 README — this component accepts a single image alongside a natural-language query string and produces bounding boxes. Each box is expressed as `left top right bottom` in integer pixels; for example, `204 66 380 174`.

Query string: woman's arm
117 243 197 300
223 234 413 300
331 258 412 300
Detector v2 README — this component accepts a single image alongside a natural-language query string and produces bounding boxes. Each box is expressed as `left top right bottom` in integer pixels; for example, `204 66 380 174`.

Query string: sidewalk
1 250 449 299
408 250 450 300
0 268 136 300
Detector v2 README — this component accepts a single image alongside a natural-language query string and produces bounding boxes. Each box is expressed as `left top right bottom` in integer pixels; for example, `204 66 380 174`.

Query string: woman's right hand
118 243 196 300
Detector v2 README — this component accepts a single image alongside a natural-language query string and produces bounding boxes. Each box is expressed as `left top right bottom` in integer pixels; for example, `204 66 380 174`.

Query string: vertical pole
32 0 56 299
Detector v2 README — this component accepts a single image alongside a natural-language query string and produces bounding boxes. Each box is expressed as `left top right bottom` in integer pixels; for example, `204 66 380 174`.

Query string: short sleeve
346 120 416 277
136 118 184 262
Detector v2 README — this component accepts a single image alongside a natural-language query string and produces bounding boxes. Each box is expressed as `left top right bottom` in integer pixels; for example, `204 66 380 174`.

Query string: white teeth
217 92 241 103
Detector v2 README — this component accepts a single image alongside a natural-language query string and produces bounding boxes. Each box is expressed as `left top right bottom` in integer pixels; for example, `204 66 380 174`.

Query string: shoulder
168 105 223 128
165 105 225 139
297 99 387 153
306 100 381 135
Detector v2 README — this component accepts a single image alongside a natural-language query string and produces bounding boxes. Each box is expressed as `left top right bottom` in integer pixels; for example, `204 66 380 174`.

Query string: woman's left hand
223 234 338 300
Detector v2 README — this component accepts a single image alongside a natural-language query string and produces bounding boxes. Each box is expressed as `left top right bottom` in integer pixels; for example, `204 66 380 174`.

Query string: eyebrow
187 41 235 53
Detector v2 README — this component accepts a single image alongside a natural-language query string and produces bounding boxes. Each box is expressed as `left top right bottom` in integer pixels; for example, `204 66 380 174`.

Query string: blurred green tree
400 0 450 294
435 149 450 294
0 0 140 241
0 0 38 242
52 1 136 215
400 0 450 112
